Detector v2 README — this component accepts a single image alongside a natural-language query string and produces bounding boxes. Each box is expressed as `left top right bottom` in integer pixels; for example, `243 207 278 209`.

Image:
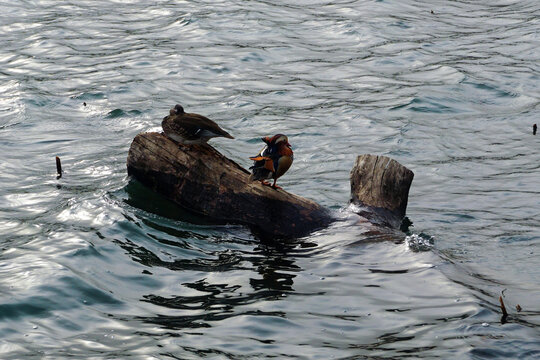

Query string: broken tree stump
127 132 414 238
349 154 414 228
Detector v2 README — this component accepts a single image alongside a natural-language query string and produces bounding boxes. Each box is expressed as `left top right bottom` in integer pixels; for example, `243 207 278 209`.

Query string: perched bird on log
162 104 234 145
249 134 294 189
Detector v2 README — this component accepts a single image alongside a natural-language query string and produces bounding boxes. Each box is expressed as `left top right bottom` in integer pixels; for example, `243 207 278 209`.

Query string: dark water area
1 0 539 358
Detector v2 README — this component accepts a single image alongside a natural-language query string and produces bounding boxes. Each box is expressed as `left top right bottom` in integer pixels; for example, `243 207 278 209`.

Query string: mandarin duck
162 104 234 145
249 134 293 189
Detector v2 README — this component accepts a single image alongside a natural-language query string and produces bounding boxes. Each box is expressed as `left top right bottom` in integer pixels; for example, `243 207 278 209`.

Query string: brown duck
249 134 293 189
162 104 234 145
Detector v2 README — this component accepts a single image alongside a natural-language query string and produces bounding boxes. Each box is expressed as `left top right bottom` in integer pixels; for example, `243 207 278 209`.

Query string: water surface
1 0 539 358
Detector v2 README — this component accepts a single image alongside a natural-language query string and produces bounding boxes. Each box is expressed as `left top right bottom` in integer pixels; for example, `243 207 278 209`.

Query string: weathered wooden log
127 132 414 237
127 132 333 238
349 154 414 229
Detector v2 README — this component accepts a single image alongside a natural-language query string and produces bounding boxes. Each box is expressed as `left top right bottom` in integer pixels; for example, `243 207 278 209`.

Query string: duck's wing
184 113 234 139
248 146 275 180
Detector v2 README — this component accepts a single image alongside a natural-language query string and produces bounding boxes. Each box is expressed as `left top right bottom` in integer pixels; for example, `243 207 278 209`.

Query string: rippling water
1 0 539 358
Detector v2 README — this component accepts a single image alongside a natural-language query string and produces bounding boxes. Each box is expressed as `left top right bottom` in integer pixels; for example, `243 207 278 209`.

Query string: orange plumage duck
249 134 293 189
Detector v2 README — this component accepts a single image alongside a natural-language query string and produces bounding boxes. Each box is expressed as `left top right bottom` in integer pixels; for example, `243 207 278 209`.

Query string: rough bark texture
349 154 414 228
127 132 333 238
127 133 414 237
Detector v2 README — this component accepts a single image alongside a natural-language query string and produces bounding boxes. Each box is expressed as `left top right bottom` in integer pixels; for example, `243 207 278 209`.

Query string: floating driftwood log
127 132 414 238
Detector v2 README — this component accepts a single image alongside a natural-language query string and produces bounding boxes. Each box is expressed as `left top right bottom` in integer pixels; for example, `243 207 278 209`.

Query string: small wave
405 233 434 252
72 92 106 101
105 109 142 118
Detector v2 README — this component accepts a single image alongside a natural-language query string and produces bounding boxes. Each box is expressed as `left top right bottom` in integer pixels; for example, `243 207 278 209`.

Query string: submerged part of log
349 154 414 229
127 132 333 238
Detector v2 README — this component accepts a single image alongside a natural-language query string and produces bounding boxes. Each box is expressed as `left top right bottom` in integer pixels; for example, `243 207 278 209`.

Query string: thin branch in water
499 295 508 324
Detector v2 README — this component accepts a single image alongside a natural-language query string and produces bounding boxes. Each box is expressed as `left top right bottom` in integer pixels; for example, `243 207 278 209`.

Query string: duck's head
266 134 291 148
170 104 185 116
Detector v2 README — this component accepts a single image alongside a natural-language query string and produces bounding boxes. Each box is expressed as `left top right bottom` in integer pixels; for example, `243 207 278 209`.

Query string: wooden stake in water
56 156 62 179
534 124 537 135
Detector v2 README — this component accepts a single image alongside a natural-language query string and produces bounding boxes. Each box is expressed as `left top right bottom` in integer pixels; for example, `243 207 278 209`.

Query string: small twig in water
499 295 508 324
499 296 508 316
56 156 62 179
